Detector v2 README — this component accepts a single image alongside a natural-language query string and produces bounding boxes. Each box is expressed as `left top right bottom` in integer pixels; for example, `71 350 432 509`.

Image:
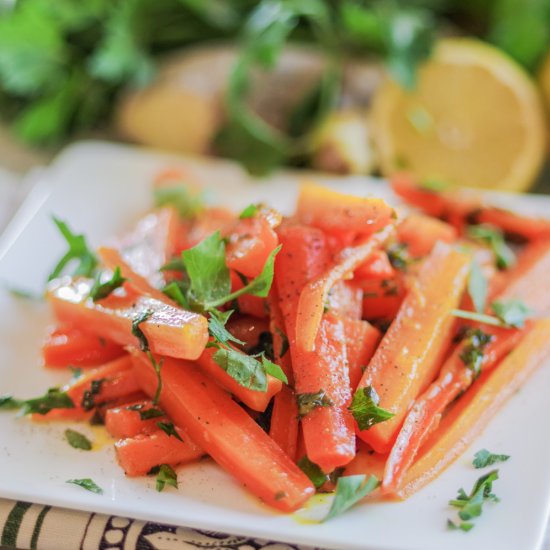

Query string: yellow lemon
371 38 547 191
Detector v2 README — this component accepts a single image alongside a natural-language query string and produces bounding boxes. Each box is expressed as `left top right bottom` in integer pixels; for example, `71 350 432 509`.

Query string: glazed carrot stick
397 214 457 258
391 173 550 240
195 344 282 412
105 400 168 439
343 319 382 390
97 246 172 304
296 181 395 239
354 250 395 281
131 351 315 512
48 277 208 361
275 225 355 473
267 289 298 459
296 224 394 352
343 441 387 481
115 427 204 477
356 242 471 454
114 207 180 288
42 325 125 368
37 355 137 421
397 319 550 499
382 324 528 493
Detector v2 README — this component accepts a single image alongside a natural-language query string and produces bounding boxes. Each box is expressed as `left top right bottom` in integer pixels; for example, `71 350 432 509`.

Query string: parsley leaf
472 449 510 469
491 300 531 328
323 475 379 522
90 267 127 302
213 348 269 392
386 242 410 271
65 429 92 451
162 281 189 309
449 469 500 525
297 456 327 489
48 217 98 281
182 231 231 308
467 225 516 270
155 464 178 492
296 389 333 418
147 352 164 406
239 203 259 219
21 387 75 415
261 355 288 384
459 329 494 378
0 395 23 410
132 309 153 352
349 386 394 431
81 379 106 412
447 519 474 532
156 421 183 442
66 478 103 494
153 185 205 220
207 309 244 346
468 260 488 313
127 404 165 421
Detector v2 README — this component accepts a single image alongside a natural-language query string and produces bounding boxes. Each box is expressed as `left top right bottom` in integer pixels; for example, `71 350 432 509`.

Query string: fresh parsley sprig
152 464 178 492
65 429 93 451
348 386 394 431
467 225 516 270
472 449 510 469
48 218 98 281
323 475 379 522
90 267 127 302
66 478 103 494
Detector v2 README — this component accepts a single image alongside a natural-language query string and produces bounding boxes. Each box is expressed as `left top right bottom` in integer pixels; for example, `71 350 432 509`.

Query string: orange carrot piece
269 386 299 462
391 173 550 240
382 324 527 493
354 250 395 281
296 224 395 352
343 319 382 390
42 326 125 368
115 427 204 477
131 351 315 512
226 215 279 278
296 181 395 239
361 276 406 321
326 281 363 320
397 214 457 258
195 344 282 412
344 442 387 481
114 207 180 288
105 400 167 439
275 225 355 472
97 247 171 304
37 355 137 421
398 319 550 499
48 278 208 361
225 315 270 350
357 243 470 454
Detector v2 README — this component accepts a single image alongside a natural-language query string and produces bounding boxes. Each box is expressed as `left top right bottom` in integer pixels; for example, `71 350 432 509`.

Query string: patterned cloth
0 499 313 550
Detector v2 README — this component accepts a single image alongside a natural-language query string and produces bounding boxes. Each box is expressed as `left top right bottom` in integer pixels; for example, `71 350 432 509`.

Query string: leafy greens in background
0 0 547 174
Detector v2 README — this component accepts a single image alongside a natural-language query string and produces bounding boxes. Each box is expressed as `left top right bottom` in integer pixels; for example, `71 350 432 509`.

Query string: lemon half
372 38 547 191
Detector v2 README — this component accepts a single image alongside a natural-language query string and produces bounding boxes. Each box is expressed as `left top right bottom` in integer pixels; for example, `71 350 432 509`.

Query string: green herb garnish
157 421 183 442
153 185 205 220
65 429 92 450
21 388 75 415
155 464 178 492
472 449 510 469
447 519 474 532
448 469 500 529
323 475 379 522
127 404 165 421
349 386 394 431
48 217 98 281
297 456 327 489
207 309 244 347
90 267 127 302
239 203 259 219
386 242 411 271
491 300 531 328
467 225 515 270
66 478 103 494
459 329 494 378
81 379 106 412
0 395 23 410
468 260 488 313
296 389 333 418
131 309 153 352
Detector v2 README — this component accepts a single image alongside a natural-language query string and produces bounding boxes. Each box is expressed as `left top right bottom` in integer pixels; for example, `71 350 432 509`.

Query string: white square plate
1 141 549 550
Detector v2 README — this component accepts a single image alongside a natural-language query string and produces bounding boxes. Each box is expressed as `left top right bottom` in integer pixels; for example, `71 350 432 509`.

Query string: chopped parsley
157 421 183 442
467 225 515 270
81 379 106 412
131 309 153 352
239 203 259 219
65 429 92 450
90 267 127 302
296 390 333 418
20 388 75 415
66 478 103 494
323 475 379 522
349 386 394 431
127 404 165 420
0 395 23 410
448 469 500 531
491 300 531 329
459 329 494 378
297 456 327 489
468 260 488 313
386 242 411 271
153 464 178 492
472 449 510 469
48 217 98 281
